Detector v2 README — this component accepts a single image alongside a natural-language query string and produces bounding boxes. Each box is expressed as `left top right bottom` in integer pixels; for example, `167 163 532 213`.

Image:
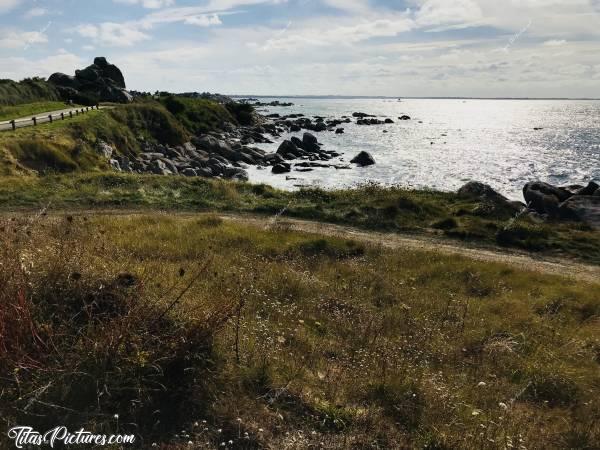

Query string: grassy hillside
0 103 188 175
159 95 239 134
0 173 598 264
0 78 61 106
0 101 77 121
1 213 598 449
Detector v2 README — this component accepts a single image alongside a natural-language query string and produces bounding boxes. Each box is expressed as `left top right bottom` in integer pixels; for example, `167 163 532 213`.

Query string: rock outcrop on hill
48 57 132 104
523 180 600 228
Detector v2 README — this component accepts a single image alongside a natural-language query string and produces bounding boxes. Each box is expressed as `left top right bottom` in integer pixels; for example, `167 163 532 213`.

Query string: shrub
522 371 580 407
293 238 365 259
431 217 458 230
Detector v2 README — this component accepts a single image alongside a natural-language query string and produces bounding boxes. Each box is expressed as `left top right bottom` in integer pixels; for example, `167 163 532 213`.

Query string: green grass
1 213 598 449
0 173 598 264
159 95 238 134
0 77 61 106
0 104 188 175
0 101 78 121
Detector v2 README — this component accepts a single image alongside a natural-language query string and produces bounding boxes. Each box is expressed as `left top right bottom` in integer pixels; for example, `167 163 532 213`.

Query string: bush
522 372 580 407
496 222 550 250
225 102 255 126
431 217 458 230
293 238 365 259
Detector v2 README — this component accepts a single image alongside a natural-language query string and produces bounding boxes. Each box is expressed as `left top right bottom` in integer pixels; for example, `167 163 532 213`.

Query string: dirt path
5 208 599 283
218 213 600 283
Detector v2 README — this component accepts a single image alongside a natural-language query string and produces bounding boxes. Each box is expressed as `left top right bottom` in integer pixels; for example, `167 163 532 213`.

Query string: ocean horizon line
227 95 600 101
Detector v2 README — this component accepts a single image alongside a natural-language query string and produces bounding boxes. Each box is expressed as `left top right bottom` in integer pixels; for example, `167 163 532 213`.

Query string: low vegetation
0 173 598 264
0 101 78 121
0 103 188 175
158 96 242 134
1 213 598 449
0 78 61 106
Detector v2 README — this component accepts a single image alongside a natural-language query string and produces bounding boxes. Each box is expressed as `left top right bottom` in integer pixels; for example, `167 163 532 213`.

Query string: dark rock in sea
357 118 384 126
399 115 411 120
351 151 375 166
302 133 320 153
272 163 291 174
384 118 394 124
291 136 304 150
352 112 375 118
335 128 344 134
277 140 302 158
263 153 285 166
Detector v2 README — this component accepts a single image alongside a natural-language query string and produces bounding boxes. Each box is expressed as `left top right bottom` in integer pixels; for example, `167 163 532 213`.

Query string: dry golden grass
0 212 598 449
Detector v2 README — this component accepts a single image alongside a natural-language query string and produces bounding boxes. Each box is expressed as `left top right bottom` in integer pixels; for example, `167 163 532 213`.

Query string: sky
0 0 599 97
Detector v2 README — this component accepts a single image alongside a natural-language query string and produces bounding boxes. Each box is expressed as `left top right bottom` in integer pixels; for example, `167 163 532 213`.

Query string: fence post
70 111 73 118
76 110 79 116
61 113 65 120
32 117 37 126
48 115 53 123
10 120 15 131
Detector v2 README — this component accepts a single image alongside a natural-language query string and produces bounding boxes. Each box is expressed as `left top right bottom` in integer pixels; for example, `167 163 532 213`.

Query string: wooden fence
0 105 101 132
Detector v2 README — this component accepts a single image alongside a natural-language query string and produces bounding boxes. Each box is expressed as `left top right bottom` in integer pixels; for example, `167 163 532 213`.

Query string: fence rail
0 105 101 132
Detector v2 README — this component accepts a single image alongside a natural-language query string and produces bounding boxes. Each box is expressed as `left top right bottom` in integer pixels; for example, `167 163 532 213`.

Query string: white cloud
23 7 47 19
415 0 484 29
321 0 369 14
74 22 151 47
113 0 175 9
184 14 222 27
0 0 20 14
543 39 567 46
0 29 48 49
0 52 84 81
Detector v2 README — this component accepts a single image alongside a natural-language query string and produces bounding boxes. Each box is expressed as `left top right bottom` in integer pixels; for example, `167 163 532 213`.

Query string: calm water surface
245 98 600 200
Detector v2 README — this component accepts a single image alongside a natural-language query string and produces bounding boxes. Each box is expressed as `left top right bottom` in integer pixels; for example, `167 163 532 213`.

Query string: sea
242 97 600 201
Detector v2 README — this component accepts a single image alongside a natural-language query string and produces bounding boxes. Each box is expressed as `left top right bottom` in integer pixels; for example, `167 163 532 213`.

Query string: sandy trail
218 213 600 283
5 209 599 283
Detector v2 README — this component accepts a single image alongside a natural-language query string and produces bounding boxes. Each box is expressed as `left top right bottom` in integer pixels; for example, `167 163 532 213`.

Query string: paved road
0 105 105 131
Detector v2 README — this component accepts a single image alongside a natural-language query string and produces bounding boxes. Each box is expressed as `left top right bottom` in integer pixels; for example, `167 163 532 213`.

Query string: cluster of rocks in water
48 57 133 103
100 108 394 180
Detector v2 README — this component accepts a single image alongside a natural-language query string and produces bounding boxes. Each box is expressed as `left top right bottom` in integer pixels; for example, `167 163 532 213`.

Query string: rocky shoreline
101 107 392 180
100 104 599 229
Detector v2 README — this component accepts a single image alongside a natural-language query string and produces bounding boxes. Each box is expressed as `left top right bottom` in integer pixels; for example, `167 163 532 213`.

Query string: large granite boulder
94 56 125 88
523 181 572 217
558 196 600 228
458 181 524 214
48 57 131 104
